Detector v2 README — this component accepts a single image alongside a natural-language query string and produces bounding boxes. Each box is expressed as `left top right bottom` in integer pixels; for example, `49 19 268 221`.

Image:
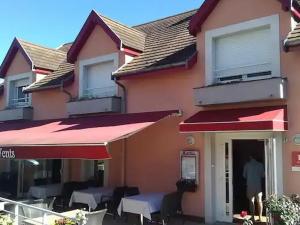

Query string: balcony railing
0 197 79 225
9 96 30 108
82 86 116 99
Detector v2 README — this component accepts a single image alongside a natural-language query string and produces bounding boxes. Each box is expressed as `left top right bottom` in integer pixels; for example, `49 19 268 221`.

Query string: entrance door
215 136 233 222
214 133 281 223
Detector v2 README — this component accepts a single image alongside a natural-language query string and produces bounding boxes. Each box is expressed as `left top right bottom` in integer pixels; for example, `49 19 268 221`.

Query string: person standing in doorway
243 155 265 221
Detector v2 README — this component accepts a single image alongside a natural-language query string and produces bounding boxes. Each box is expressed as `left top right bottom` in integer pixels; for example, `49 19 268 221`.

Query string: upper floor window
79 53 119 99
205 15 280 85
6 73 32 108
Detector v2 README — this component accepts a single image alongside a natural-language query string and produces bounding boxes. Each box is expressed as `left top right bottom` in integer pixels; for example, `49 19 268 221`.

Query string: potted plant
53 211 87 225
0 215 13 225
265 195 300 225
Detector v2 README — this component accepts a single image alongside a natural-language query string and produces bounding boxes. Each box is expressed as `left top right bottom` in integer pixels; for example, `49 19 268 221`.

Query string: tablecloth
117 192 165 220
69 187 113 210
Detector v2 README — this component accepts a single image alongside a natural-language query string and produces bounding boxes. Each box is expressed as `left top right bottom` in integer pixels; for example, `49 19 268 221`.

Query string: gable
77 25 118 61
189 0 290 35
198 0 287 33
6 50 31 76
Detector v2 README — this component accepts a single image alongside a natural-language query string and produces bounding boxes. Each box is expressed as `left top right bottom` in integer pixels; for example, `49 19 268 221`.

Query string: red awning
0 110 178 159
179 106 287 132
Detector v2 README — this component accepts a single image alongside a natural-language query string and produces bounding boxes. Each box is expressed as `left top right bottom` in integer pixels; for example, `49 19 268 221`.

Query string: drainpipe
113 77 127 113
60 77 73 102
113 76 128 186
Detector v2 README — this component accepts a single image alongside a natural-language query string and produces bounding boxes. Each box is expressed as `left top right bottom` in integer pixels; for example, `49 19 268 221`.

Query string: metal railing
9 96 30 108
0 197 78 225
82 86 116 99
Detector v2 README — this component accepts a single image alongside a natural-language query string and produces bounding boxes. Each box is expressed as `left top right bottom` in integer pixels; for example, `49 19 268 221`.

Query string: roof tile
113 10 197 77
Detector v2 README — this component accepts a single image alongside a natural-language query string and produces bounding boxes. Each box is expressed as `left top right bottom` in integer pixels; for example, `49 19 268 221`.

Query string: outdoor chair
55 182 80 210
102 186 127 218
160 191 184 225
124 187 140 197
34 178 48 186
46 197 56 211
85 209 107 225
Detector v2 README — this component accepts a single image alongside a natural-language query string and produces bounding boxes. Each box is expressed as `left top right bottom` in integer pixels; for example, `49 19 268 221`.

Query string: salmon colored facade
0 0 300 222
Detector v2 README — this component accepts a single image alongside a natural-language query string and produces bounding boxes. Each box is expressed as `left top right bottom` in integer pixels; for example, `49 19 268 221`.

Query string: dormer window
79 53 118 99
6 72 32 108
11 81 30 108
205 15 280 85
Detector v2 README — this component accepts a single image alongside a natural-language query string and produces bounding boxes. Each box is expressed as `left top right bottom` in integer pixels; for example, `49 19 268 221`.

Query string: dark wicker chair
160 191 184 225
124 187 140 197
103 186 127 218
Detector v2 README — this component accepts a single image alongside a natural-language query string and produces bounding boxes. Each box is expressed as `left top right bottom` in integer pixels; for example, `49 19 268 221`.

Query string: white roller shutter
214 26 272 81
84 60 116 97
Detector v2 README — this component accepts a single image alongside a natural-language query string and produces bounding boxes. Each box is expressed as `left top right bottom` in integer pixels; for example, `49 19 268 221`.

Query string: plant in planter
53 211 87 225
240 210 253 225
265 195 300 225
0 214 13 225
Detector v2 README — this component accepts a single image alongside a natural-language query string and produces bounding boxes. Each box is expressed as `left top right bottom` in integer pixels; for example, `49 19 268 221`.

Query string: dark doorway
232 139 265 215
52 159 62 183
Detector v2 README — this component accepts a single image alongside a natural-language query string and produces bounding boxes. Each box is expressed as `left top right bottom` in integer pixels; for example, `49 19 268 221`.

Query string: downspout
60 77 73 101
113 77 127 113
113 76 127 186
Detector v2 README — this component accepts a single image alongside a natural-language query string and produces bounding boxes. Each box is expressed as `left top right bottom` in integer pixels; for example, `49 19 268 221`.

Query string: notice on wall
180 150 199 182
292 151 300 172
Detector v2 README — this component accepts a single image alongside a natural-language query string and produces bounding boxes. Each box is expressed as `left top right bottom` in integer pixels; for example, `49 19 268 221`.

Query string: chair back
109 186 127 214
47 197 56 211
85 209 107 225
125 187 140 197
160 191 183 220
21 202 48 218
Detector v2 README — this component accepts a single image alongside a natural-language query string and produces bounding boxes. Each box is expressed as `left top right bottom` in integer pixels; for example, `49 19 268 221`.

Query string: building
0 0 299 223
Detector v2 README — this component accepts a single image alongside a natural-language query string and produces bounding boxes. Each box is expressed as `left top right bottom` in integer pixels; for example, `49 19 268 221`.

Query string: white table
28 183 62 199
117 193 165 225
69 187 113 211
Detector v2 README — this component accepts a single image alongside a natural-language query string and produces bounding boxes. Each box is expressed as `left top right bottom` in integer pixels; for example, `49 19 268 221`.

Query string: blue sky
0 1 203 63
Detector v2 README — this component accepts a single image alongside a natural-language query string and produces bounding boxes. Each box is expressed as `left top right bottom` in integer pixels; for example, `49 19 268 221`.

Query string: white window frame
79 53 119 98
205 15 280 86
6 72 33 108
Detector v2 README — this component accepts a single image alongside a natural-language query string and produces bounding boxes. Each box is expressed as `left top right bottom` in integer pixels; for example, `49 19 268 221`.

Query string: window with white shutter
205 15 280 85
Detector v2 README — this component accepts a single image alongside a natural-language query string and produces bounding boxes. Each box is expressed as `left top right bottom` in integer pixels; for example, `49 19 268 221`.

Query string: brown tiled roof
18 39 67 71
57 42 73 52
284 23 300 50
98 13 146 52
113 10 197 77
25 62 74 92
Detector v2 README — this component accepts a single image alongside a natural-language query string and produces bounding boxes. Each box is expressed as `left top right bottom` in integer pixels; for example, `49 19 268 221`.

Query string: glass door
215 136 233 222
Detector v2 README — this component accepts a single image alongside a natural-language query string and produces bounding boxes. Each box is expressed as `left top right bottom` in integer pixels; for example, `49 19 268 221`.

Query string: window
9 78 30 108
79 53 118 99
83 61 116 98
205 15 280 85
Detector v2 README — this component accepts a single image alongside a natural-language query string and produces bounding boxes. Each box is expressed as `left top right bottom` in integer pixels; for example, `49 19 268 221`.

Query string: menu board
180 150 199 183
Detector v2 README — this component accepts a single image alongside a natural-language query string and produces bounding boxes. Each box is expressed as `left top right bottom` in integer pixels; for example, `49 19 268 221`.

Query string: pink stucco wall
29 24 126 120
0 50 32 110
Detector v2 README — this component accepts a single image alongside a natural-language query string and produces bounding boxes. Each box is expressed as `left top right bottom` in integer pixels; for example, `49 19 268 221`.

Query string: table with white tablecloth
117 192 165 224
69 187 113 211
28 183 62 199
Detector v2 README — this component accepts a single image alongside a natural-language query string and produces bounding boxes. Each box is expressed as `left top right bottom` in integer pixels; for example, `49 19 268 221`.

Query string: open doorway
232 140 266 222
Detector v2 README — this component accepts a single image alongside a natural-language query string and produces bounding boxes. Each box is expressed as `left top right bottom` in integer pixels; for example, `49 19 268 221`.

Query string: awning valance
179 106 287 132
0 110 179 159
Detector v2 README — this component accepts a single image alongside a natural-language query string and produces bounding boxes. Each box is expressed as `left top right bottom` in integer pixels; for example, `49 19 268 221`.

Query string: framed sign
180 150 199 184
292 151 300 171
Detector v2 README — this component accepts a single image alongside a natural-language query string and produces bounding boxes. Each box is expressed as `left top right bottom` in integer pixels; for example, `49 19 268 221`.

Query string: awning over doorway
0 110 178 159
179 106 287 132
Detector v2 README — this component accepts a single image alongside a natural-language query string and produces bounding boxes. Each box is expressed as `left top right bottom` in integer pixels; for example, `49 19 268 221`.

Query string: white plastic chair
85 209 107 225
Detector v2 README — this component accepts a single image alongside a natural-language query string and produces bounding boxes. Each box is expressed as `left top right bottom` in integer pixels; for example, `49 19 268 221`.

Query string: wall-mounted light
186 135 195 146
